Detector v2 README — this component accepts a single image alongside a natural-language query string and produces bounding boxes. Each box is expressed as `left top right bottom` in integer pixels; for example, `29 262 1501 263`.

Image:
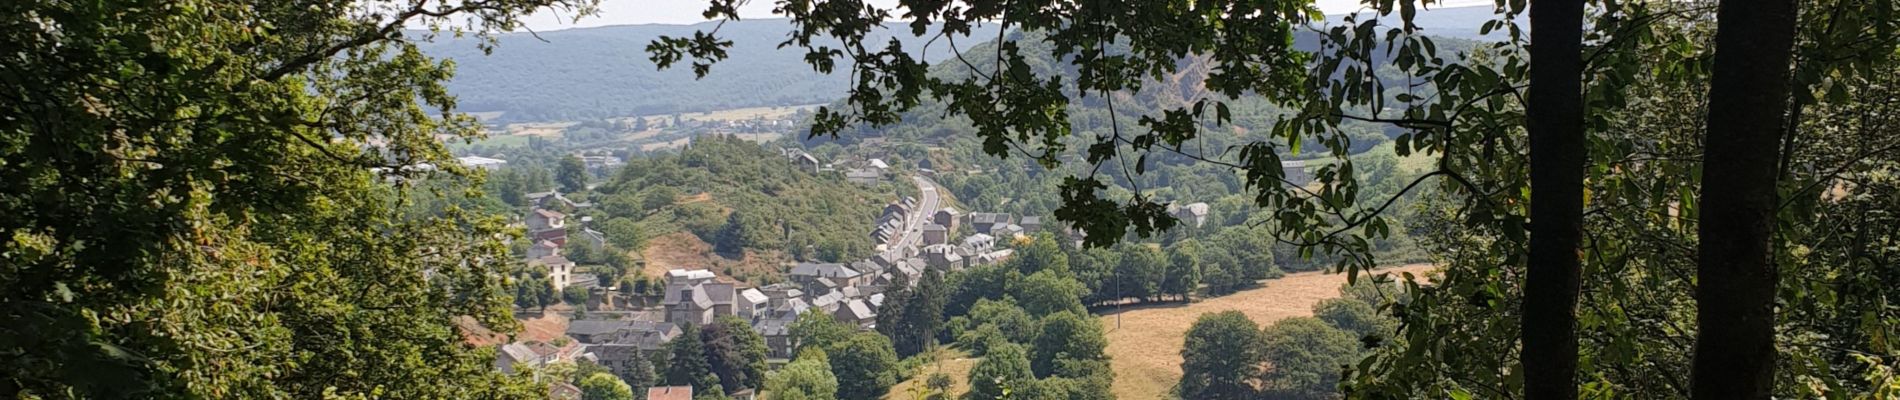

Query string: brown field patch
676 192 714 205
506 122 576 137
636 232 788 285
514 312 571 343
457 316 508 347
1099 263 1437 400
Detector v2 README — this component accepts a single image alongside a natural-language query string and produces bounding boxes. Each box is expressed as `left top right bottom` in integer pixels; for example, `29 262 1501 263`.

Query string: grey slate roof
791 263 861 279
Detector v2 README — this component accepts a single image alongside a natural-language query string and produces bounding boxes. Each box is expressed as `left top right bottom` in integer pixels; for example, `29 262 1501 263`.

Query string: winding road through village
884 175 941 260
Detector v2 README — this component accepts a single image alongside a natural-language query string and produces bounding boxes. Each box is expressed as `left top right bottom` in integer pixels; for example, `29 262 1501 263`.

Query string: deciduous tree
1180 311 1267 400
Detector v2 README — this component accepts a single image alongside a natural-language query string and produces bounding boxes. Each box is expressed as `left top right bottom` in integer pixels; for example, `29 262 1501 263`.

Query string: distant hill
420 6 1511 123
417 19 997 122
1328 4 1527 41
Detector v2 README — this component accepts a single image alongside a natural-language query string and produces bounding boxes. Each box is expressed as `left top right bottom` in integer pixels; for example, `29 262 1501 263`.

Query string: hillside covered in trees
415 19 996 122
579 135 902 265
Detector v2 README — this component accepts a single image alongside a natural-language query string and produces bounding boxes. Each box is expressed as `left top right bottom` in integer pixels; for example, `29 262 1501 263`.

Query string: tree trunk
1524 0 1587 398
1692 0 1799 398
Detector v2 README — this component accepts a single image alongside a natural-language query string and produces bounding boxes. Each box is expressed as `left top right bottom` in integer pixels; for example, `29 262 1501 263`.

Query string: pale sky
516 0 1498 31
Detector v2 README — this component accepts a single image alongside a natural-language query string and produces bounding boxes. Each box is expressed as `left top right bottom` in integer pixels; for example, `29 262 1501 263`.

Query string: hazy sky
516 0 1499 31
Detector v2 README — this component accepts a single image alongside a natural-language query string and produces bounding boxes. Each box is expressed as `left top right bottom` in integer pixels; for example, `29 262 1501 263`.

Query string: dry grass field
636 232 787 284
1099 263 1438 400
678 104 822 121
885 348 981 400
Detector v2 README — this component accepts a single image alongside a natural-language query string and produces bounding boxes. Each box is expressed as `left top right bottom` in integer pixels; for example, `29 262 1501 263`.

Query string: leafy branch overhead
650 0 1505 272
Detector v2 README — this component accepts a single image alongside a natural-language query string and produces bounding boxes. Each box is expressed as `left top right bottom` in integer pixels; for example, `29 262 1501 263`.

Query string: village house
922 223 949 245
577 155 623 173
832 298 877 329
974 248 1015 266
648 386 693 400
566 320 677 344
457 155 508 171
578 227 607 248
531 255 575 292
527 239 561 260
922 244 966 271
962 233 996 254
570 320 680 379
781 148 820 172
967 212 1012 234
666 269 717 286
992 223 1025 238
883 202 911 221
663 280 737 328
526 208 569 246
494 341 583 374
749 283 813 358
549 382 582 400
528 191 593 209
933 207 960 232
789 263 862 295
1282 159 1311 187
528 208 565 230
1019 216 1043 232
845 168 881 184
870 252 903 269
738 288 768 319
1169 202 1211 228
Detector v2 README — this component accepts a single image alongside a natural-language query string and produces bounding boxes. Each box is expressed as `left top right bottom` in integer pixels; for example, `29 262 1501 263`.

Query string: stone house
922 244 965 271
933 207 961 232
1168 202 1211 228
832 298 877 329
968 212 1011 234
648 386 694 400
527 239 561 260
922 223 949 245
1019 216 1043 232
528 208 566 231
789 263 861 295
663 281 736 328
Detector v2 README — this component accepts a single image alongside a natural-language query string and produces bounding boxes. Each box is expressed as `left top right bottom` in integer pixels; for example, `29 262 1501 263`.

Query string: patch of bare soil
636 232 788 285
514 312 570 344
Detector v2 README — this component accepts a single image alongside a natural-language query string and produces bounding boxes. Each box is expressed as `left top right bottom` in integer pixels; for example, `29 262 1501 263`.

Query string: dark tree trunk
1524 0 1587 398
1692 0 1799 398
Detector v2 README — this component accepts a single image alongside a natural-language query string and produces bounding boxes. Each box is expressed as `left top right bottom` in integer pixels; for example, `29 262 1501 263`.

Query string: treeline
1179 280 1402 399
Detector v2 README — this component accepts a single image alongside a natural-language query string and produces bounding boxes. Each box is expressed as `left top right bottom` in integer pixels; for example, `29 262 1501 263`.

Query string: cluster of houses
496 203 1052 394
484 150 1119 398
776 146 893 184
870 196 920 248
521 191 608 294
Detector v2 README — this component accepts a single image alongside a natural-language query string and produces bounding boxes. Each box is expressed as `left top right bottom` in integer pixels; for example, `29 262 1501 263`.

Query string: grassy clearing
885 347 980 400
1359 140 1439 174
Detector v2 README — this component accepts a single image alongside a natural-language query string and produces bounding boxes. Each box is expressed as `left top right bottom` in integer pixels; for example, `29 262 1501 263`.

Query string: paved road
884 176 941 259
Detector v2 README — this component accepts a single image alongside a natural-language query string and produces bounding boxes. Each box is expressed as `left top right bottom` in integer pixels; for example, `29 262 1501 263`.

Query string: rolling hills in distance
419 5 1517 123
